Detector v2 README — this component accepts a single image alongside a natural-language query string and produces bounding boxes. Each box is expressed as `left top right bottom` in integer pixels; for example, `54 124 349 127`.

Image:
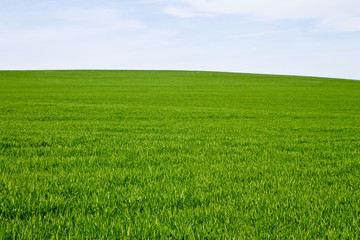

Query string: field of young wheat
0 70 359 238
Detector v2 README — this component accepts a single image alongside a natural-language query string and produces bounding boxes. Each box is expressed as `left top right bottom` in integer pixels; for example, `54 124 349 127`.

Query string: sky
0 0 359 79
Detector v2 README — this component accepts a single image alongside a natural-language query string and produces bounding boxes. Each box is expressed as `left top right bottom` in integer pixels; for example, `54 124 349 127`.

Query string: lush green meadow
0 70 359 239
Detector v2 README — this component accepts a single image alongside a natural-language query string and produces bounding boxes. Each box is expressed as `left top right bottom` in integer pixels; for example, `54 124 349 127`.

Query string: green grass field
0 70 359 239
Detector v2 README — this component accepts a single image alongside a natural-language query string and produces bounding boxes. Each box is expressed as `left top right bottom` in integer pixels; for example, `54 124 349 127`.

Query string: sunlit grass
1 70 359 238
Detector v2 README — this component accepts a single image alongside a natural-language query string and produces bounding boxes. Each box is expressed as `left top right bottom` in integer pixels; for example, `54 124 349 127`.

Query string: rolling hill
1 70 359 238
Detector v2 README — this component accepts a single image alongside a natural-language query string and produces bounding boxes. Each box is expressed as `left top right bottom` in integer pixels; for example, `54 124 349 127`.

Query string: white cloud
164 6 211 18
54 8 146 31
0 7 146 44
163 0 360 31
0 6 182 71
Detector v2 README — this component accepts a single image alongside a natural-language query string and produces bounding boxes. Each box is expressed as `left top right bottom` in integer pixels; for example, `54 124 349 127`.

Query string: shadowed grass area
0 70 359 239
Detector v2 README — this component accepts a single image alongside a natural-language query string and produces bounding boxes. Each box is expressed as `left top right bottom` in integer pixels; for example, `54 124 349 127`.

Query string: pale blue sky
1 0 359 79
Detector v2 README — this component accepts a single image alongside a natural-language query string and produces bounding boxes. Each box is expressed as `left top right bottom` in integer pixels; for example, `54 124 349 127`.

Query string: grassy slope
0 70 359 239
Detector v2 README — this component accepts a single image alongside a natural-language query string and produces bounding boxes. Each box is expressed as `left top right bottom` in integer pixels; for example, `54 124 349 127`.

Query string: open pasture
0 70 359 238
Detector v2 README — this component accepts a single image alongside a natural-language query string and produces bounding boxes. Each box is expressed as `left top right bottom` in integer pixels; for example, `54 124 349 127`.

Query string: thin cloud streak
163 0 360 31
